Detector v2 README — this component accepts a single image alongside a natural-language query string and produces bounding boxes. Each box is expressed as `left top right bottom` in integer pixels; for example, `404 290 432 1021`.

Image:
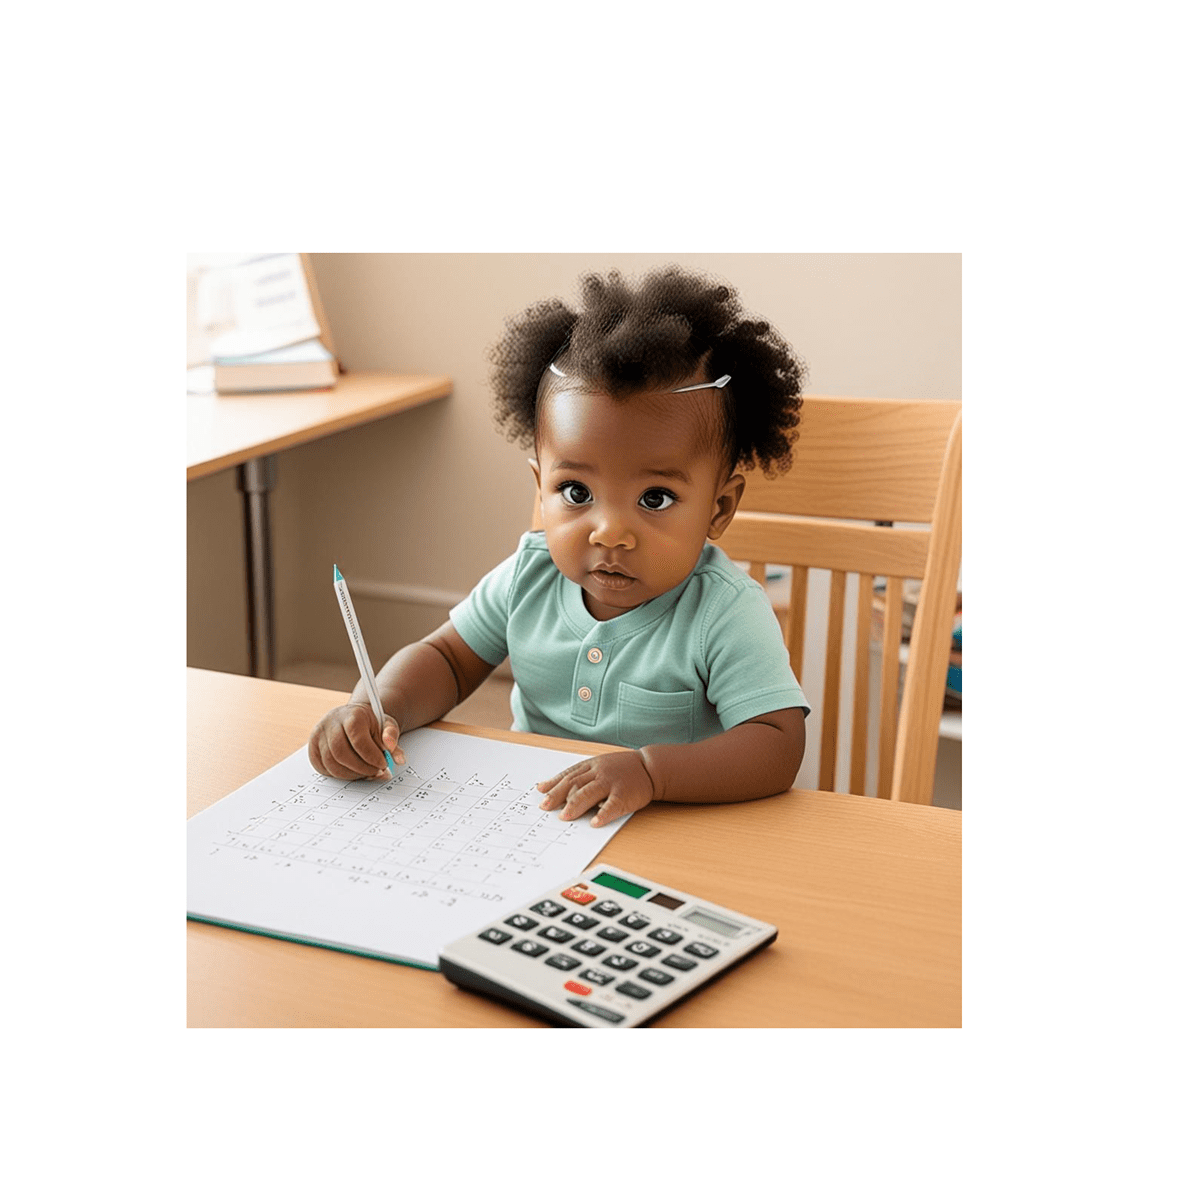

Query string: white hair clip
670 375 732 392
546 359 731 392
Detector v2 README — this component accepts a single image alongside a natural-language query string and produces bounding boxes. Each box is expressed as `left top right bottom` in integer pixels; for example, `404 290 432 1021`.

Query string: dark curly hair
488 265 807 476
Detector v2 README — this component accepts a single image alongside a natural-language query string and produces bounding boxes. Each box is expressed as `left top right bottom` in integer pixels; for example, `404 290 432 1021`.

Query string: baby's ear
527 457 541 489
707 473 745 540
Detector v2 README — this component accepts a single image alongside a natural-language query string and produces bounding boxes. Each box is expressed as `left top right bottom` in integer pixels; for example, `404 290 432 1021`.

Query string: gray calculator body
438 862 777 1027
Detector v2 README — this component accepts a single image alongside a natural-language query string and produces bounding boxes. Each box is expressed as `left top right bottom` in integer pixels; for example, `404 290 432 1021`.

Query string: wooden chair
530 396 961 805
719 397 962 804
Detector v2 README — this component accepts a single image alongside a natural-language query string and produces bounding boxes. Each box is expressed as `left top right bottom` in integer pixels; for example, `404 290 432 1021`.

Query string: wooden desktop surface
186 371 453 481
187 669 961 1027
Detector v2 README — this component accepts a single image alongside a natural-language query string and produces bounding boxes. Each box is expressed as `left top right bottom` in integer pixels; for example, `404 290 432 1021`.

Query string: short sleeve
448 544 523 666
702 581 810 728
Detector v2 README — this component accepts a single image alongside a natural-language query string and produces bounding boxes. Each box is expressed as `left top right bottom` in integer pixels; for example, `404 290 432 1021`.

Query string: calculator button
545 954 582 971
564 980 592 996
561 885 596 904
596 926 628 943
566 998 624 1024
662 954 697 971
530 900 566 918
684 941 718 958
580 968 615 986
563 912 600 930
638 968 674 986
572 938 605 957
626 940 661 958
648 928 683 944
616 981 652 1000
602 954 637 971
478 928 511 945
512 939 549 957
618 912 650 930
505 913 539 931
539 925 575 943
593 899 622 917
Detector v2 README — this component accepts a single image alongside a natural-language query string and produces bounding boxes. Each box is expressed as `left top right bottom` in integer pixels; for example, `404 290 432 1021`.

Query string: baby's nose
588 507 635 548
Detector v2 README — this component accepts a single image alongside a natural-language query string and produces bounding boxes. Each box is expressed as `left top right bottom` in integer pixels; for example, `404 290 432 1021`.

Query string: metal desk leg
237 454 277 678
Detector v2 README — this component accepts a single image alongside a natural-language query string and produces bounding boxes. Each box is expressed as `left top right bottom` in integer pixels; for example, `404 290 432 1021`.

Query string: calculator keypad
444 865 775 1029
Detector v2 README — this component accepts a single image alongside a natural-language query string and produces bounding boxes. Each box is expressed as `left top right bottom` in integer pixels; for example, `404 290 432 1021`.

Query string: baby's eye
638 488 677 511
558 481 593 507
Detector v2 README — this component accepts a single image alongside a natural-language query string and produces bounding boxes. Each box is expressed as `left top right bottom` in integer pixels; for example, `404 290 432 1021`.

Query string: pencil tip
333 564 343 581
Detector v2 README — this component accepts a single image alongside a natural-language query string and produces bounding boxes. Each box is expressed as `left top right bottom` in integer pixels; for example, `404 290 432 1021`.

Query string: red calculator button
565 980 592 996
562 886 596 904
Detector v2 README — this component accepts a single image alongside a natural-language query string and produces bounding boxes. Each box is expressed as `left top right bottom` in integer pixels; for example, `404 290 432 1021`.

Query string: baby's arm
537 707 806 827
307 621 495 779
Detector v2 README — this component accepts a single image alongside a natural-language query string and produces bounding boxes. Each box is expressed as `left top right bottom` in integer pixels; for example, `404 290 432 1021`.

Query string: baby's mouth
590 565 635 589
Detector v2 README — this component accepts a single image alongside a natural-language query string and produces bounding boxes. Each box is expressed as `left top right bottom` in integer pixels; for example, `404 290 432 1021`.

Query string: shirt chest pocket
616 682 695 746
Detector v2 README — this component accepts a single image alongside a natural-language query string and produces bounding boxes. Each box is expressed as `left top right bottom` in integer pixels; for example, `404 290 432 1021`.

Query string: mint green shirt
449 532 808 748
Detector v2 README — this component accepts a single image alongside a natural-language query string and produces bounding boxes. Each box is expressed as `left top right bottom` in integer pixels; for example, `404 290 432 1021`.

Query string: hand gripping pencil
333 564 397 777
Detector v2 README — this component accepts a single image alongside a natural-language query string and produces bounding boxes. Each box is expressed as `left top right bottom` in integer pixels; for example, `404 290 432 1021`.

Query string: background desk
187 372 452 677
187 669 961 1027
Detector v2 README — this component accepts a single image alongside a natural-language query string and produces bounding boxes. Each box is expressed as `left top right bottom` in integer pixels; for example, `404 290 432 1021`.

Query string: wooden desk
187 669 961 1027
187 372 452 676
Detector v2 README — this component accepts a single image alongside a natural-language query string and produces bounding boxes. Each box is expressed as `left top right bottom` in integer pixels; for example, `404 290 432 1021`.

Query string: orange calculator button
564 980 592 996
562 885 596 903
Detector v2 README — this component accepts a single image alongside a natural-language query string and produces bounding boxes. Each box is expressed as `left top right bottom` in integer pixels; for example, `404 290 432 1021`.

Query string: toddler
309 266 810 827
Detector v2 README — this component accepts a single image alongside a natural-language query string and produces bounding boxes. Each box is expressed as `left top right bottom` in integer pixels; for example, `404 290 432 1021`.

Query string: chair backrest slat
876 575 906 799
719 516 930 580
818 569 847 792
848 572 874 795
784 567 808 682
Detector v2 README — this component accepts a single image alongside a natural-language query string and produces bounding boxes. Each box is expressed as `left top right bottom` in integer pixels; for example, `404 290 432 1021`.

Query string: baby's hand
536 751 653 828
307 702 402 780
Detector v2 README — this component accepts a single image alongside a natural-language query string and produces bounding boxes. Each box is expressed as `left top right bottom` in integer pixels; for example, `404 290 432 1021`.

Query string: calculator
437 863 777 1027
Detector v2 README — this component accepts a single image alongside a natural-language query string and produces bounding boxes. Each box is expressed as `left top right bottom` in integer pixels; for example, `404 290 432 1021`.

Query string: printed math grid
187 727 630 969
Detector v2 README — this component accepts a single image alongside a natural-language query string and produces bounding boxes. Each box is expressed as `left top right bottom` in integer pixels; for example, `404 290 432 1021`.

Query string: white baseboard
347 577 468 610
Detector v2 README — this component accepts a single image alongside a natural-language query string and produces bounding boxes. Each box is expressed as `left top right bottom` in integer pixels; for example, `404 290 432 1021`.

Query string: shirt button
578 686 593 702
587 648 603 663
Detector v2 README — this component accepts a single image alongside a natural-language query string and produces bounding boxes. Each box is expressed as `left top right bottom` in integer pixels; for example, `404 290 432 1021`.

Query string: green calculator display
438 863 777 1027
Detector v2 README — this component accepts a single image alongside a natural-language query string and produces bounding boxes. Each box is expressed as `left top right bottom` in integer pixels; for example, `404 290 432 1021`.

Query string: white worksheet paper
187 727 630 969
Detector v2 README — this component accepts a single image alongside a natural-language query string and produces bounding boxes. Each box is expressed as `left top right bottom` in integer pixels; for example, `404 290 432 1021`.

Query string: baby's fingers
325 708 392 778
537 760 591 807
557 777 610 822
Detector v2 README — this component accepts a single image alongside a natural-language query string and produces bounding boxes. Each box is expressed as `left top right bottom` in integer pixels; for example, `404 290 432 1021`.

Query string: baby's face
533 388 743 621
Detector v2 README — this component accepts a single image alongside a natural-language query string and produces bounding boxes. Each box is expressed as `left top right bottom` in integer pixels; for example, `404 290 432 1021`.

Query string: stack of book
213 338 336 393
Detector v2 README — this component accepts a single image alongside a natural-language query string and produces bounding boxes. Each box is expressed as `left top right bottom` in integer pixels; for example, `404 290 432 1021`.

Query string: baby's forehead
537 385 721 455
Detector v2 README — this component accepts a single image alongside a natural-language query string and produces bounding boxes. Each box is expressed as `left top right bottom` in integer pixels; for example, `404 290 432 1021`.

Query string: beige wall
187 253 961 703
